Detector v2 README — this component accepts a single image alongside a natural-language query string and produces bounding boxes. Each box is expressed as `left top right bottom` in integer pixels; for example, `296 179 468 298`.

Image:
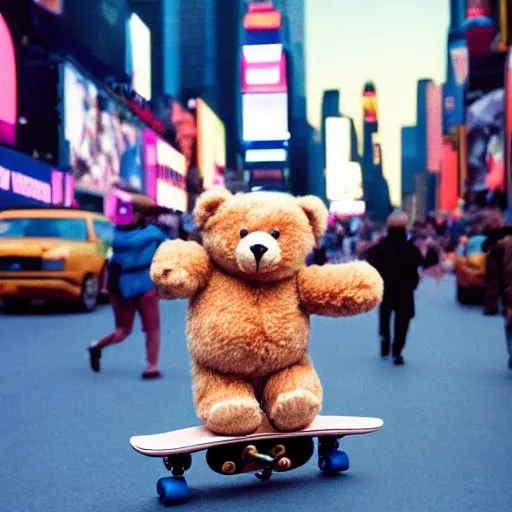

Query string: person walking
87 197 167 379
365 212 424 365
497 234 512 369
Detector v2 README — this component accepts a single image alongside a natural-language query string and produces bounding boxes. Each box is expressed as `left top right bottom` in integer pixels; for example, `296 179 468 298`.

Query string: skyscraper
361 82 391 221
401 126 418 205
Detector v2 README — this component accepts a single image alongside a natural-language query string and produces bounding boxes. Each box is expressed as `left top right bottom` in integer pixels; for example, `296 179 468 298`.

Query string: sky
304 0 450 205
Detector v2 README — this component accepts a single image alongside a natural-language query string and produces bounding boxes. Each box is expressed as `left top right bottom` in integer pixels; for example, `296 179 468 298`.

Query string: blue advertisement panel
0 146 71 209
445 39 467 131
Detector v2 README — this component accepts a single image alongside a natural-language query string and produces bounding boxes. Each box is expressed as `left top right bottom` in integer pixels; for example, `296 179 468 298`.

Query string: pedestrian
87 196 167 379
497 234 512 369
364 212 424 365
482 210 508 316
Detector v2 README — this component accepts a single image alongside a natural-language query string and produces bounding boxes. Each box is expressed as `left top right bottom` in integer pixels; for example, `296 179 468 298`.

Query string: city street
1 274 511 512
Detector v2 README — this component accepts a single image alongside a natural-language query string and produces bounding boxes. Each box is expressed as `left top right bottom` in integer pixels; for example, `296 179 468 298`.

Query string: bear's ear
193 188 232 229
297 195 328 246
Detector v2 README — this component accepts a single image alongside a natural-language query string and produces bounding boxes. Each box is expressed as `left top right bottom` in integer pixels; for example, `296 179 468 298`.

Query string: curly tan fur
152 190 383 435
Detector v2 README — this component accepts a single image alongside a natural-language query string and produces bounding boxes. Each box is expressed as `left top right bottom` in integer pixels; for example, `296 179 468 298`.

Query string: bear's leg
263 355 322 432
192 362 263 436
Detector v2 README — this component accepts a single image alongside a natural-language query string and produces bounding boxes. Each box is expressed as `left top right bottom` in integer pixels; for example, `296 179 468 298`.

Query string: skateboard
130 415 384 506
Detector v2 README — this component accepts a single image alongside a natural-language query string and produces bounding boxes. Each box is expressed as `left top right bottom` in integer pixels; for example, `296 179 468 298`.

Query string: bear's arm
150 240 213 299
297 261 383 317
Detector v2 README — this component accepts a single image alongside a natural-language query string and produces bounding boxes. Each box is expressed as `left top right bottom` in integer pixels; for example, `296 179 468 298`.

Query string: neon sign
0 166 52 204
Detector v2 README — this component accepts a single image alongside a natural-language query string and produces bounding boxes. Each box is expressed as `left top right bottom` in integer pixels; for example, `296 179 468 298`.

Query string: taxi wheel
80 274 99 312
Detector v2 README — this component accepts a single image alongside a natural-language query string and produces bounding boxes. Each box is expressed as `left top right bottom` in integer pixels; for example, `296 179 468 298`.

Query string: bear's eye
271 229 280 239
240 228 249 238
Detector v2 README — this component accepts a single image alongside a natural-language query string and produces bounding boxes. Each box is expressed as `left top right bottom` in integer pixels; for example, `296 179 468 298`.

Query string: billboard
362 85 377 123
242 44 287 94
242 93 289 142
440 138 459 211
426 82 443 172
129 14 152 101
144 129 187 212
196 99 226 189
506 49 512 209
444 39 468 131
325 117 361 201
0 146 72 208
64 63 145 196
0 14 16 147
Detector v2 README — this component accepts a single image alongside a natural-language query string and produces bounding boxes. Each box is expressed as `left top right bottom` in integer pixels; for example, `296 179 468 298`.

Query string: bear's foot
269 388 321 432
206 398 263 436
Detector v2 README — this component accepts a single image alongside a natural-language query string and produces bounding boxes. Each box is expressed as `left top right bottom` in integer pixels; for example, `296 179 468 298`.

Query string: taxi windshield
0 217 88 241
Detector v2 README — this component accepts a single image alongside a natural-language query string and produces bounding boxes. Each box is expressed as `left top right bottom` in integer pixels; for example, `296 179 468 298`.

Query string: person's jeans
505 325 512 360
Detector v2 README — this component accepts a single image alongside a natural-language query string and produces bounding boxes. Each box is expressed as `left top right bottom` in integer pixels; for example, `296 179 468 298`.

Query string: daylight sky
304 0 450 205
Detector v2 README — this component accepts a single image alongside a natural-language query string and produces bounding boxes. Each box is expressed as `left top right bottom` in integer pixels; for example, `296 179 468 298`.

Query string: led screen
129 14 151 101
144 129 187 212
242 93 289 142
197 99 226 189
64 63 144 196
242 44 287 94
0 145 71 208
0 14 16 147
325 117 351 200
426 82 442 172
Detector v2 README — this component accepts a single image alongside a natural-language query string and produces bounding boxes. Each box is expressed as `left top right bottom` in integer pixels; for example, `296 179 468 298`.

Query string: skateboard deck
130 415 384 457
131 415 384 504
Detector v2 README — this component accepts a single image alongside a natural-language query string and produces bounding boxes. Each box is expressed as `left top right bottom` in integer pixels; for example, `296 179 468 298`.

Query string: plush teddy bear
150 189 383 436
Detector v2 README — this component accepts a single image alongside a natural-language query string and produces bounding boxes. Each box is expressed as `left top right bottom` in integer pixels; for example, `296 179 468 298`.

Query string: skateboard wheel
318 450 349 473
222 461 237 474
156 476 190 505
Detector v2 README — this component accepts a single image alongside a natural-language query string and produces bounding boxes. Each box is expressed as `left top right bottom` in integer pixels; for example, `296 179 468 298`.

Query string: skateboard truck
242 444 292 481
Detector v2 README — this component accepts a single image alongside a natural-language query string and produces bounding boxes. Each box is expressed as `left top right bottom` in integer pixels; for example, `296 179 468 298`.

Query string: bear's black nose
250 244 268 262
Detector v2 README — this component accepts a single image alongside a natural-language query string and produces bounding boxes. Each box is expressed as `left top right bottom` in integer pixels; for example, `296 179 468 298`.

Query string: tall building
272 0 308 196
361 82 391 221
177 0 241 171
129 0 181 101
401 126 418 205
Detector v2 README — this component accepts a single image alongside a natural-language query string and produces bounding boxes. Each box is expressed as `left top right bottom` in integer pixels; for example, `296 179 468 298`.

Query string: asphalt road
1 275 511 512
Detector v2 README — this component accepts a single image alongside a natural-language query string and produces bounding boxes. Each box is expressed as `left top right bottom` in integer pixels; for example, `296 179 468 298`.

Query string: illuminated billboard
197 99 226 189
0 14 16 147
144 129 187 212
426 81 442 172
242 93 289 142
325 117 361 201
506 49 512 208
243 2 282 31
362 83 377 123
325 117 351 169
129 14 152 101
0 146 72 208
64 63 145 196
242 44 287 94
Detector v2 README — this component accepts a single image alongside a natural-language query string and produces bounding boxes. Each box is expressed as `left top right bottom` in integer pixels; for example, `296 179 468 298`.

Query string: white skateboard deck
130 415 384 457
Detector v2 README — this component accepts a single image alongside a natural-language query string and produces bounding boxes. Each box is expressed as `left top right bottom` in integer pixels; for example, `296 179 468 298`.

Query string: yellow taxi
454 234 487 304
0 207 113 312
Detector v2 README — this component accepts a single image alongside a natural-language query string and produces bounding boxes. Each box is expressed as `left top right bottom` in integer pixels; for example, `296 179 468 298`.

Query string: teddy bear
150 189 383 436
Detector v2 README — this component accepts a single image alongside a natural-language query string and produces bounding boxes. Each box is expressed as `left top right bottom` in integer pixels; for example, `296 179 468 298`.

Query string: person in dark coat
365 212 424 365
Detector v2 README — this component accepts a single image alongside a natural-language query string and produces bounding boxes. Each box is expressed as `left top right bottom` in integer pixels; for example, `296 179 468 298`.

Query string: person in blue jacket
88 198 167 379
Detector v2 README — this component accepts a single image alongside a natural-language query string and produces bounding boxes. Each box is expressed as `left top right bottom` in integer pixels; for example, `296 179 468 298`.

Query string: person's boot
87 343 101 373
380 338 390 358
393 354 405 365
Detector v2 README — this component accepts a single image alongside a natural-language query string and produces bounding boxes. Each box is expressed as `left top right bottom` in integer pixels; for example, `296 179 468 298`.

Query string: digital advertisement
144 129 187 212
242 93 289 142
0 146 72 208
196 99 226 189
0 14 17 147
64 63 145 197
426 81 443 172
241 43 287 94
129 13 151 101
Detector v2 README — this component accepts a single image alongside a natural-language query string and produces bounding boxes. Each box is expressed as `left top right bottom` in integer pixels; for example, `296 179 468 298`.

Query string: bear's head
193 188 328 282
